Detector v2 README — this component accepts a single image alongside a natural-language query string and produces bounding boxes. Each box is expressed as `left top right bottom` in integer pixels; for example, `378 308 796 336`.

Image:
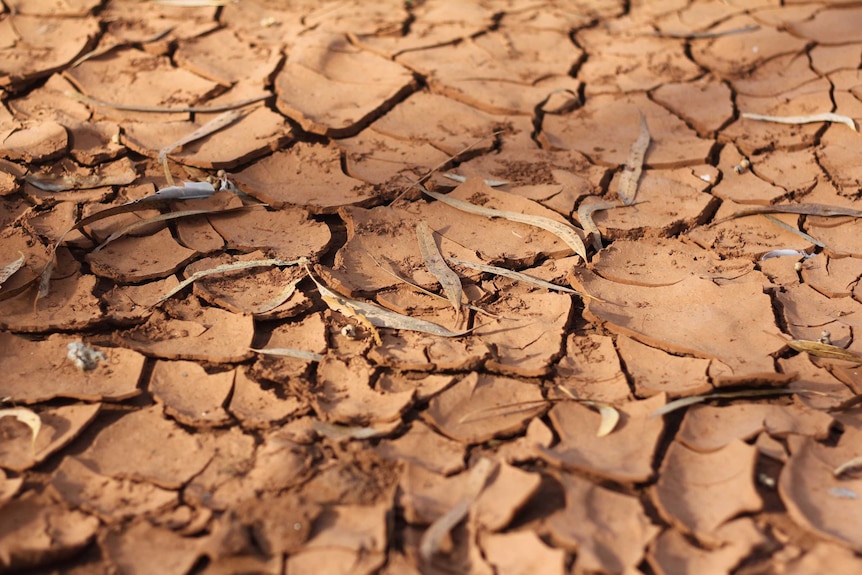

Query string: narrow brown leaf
416 220 463 323
446 256 601 301
651 389 809 418
420 185 588 261
577 199 617 251
249 347 323 362
157 258 300 304
307 271 472 338
787 339 862 363
617 113 650 206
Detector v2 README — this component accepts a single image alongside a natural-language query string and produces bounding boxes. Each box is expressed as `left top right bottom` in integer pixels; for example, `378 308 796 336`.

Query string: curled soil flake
101 520 208 575
49 457 177 524
555 334 631 403
653 439 762 543
0 120 68 163
370 91 500 156
0 333 143 403
228 368 305 430
547 473 660 574
604 168 718 240
0 403 100 472
63 48 220 123
475 284 571 378
285 503 389 575
0 15 100 89
80 405 213 490
572 268 786 381
474 462 542 532
231 144 376 213
0 492 99 572
689 15 808 76
677 402 833 453
87 227 197 283
338 128 451 189
184 253 310 319
315 356 413 425
423 372 545 444
782 542 862 575
275 32 416 138
124 105 290 170
480 531 566 575
540 92 712 168
711 144 786 204
376 420 466 476
726 80 833 154
617 335 712 398
786 6 862 45
652 76 734 137
540 394 666 483
150 360 234 428
647 518 767 575
397 28 582 115
115 298 254 363
207 207 332 262
779 428 862 552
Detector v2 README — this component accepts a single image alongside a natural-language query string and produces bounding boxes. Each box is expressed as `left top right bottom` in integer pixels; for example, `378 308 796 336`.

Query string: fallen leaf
577 199 617 251
742 111 857 132
419 458 497 562
0 408 40 452
447 255 596 299
308 270 471 338
592 402 620 437
651 389 805 418
249 347 324 362
617 112 650 206
93 205 260 252
157 258 300 304
0 252 25 289
786 339 862 363
834 456 862 478
416 220 463 323
420 184 588 262
158 108 248 184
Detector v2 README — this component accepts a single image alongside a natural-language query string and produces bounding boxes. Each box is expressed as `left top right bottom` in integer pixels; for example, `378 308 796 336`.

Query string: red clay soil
2 1 862 573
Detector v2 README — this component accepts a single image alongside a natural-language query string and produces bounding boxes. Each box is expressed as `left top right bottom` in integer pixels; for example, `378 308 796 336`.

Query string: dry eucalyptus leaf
420 185 588 262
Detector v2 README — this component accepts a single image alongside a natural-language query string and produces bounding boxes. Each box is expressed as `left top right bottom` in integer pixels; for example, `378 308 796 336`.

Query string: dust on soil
2 1 862 573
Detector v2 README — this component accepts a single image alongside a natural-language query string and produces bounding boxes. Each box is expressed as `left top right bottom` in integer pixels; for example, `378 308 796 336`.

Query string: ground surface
1 0 862 573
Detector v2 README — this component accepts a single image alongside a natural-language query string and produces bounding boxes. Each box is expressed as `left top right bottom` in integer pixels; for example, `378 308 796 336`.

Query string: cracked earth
2 0 862 573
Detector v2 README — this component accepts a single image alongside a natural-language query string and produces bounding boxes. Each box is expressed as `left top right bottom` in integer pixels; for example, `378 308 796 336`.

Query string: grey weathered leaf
420 185 588 261
416 220 463 323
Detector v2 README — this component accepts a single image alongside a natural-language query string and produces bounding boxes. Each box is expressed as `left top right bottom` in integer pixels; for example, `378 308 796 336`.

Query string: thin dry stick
159 109 249 186
390 131 502 204
64 90 271 114
368 255 502 319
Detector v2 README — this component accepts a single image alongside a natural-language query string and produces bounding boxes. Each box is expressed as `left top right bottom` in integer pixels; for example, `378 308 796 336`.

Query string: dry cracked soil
2 0 862 574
